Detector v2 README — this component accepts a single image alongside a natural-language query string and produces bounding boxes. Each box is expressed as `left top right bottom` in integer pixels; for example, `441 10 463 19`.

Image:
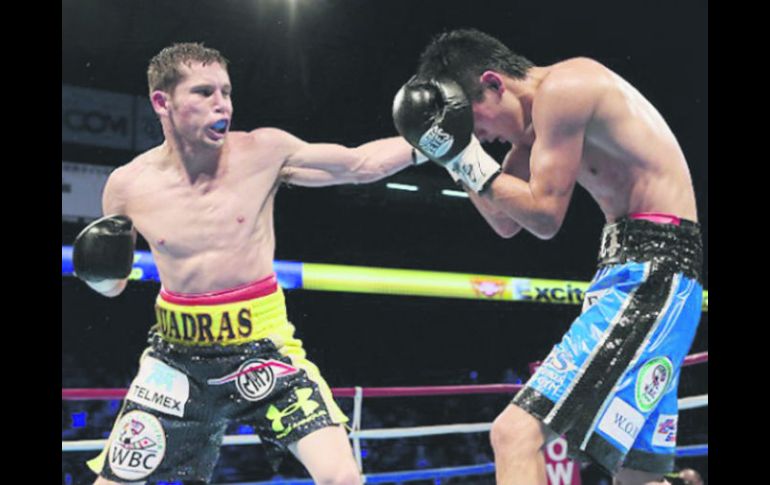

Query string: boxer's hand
393 76 501 192
73 215 135 284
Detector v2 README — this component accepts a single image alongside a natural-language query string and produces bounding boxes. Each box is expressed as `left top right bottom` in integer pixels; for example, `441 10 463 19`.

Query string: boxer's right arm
73 171 136 297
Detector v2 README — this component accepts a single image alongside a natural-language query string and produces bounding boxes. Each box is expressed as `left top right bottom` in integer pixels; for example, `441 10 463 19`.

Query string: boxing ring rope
60 246 709 311
61 351 708 403
62 247 708 482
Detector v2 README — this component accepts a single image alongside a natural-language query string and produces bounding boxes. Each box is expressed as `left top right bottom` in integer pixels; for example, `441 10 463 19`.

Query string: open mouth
210 119 229 136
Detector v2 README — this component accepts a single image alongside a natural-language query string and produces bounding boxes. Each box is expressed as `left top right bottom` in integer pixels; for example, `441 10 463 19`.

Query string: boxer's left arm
278 130 415 186
464 147 530 238
466 189 522 238
481 75 595 239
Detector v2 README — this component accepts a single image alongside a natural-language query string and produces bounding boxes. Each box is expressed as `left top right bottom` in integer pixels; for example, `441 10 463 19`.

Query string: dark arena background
62 1 708 484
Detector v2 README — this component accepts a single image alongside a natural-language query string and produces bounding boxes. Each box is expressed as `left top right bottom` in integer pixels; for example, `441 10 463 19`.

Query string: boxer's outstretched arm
276 129 414 186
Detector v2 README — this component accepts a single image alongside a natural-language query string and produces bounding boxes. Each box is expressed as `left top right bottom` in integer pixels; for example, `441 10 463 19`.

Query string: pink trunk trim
629 212 681 226
160 273 278 305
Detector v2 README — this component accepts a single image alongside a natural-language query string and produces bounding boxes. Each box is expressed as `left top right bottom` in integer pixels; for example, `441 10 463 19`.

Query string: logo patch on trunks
126 355 189 417
652 414 677 448
109 411 166 481
531 346 579 399
597 397 644 449
635 357 674 412
582 288 610 312
265 387 327 439
207 359 299 401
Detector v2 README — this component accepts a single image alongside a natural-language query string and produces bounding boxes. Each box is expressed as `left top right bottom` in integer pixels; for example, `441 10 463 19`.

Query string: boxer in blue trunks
392 29 703 485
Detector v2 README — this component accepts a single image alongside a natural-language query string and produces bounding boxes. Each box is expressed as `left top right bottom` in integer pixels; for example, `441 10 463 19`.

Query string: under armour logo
265 388 320 432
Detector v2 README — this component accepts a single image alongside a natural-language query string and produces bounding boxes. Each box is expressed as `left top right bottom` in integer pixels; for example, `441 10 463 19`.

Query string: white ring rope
62 393 707 452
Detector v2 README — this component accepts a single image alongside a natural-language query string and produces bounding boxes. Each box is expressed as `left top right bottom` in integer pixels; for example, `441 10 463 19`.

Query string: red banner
544 437 582 485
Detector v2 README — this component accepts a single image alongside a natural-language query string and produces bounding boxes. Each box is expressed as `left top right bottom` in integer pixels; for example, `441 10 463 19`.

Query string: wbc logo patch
108 411 166 481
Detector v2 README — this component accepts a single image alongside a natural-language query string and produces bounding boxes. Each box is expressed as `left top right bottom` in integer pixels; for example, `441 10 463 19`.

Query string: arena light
386 183 419 192
441 189 468 198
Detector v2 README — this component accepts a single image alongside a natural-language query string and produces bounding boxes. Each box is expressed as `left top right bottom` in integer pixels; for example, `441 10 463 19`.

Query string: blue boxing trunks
512 213 704 474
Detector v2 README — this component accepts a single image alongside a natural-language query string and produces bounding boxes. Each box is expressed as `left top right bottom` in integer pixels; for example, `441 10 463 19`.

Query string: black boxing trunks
87 274 348 483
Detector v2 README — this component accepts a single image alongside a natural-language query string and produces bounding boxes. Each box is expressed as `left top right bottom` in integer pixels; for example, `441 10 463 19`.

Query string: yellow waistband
153 287 289 346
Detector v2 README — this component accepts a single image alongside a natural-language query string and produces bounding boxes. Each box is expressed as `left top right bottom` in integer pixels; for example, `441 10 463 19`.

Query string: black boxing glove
73 215 135 283
393 76 501 192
